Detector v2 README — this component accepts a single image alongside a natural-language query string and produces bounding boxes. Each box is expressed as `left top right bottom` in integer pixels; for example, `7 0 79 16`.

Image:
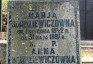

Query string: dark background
79 0 93 40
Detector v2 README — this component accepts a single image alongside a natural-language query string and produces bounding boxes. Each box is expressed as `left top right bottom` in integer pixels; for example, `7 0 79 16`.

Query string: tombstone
8 0 80 64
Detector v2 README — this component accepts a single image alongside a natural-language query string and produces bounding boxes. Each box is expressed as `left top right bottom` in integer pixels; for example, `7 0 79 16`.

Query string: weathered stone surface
0 44 6 64
8 0 80 64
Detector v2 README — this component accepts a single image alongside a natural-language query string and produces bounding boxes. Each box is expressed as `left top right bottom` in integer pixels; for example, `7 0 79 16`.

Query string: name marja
28 12 57 19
